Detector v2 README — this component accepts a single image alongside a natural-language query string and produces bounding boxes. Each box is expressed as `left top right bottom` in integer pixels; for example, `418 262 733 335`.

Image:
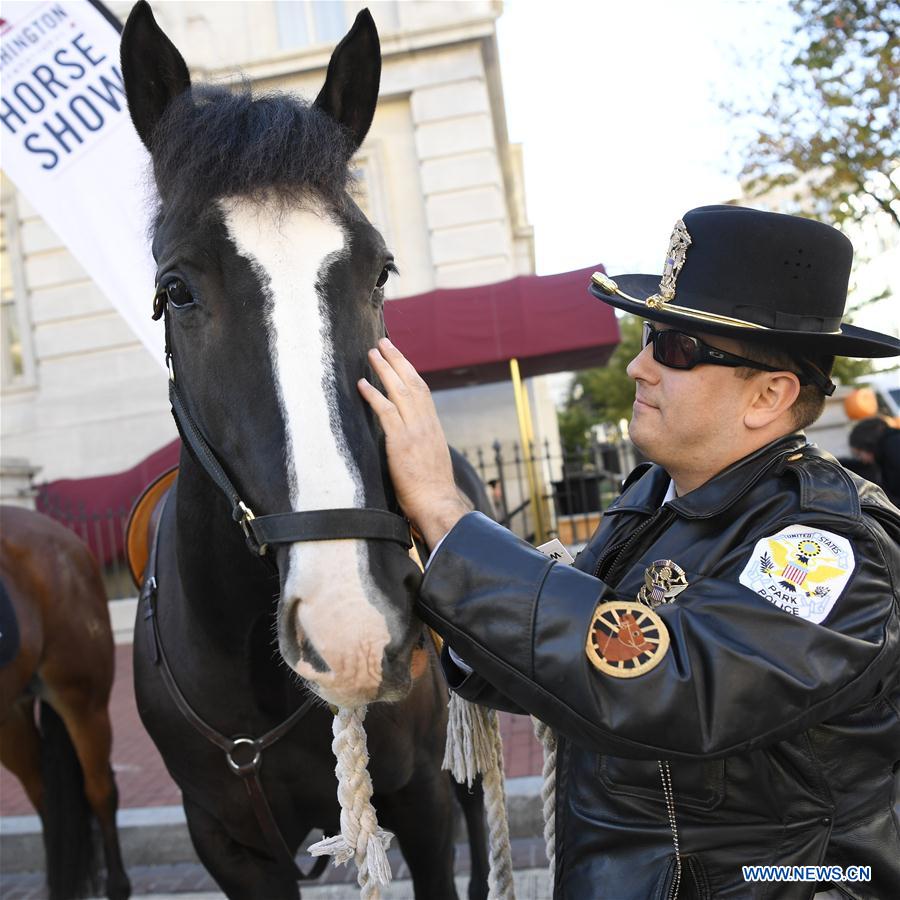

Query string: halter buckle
238 502 268 556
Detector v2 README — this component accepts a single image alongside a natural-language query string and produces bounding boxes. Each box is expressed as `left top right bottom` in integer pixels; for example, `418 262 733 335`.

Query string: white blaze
220 197 392 702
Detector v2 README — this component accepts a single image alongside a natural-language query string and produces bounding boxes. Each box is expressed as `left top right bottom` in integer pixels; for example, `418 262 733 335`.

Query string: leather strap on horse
157 301 412 556
167 365 411 556
140 495 326 882
248 507 412 553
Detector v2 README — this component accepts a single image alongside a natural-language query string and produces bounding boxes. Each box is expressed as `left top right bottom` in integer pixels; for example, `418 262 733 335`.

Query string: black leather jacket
417 435 900 899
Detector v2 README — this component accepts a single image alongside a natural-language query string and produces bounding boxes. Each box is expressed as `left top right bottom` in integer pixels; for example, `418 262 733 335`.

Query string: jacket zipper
593 506 682 898
662 757 682 899
594 507 676 585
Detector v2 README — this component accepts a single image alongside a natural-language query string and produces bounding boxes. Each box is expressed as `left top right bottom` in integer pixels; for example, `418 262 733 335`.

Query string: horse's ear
120 0 191 151
314 9 381 152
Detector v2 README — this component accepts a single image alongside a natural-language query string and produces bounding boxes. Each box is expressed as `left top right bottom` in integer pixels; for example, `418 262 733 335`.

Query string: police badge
637 559 689 608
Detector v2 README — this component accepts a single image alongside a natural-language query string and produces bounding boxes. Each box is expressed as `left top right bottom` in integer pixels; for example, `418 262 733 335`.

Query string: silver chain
658 759 682 898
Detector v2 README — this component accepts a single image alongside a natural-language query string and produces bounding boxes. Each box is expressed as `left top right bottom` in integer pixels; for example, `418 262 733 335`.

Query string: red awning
384 264 619 390
36 438 181 566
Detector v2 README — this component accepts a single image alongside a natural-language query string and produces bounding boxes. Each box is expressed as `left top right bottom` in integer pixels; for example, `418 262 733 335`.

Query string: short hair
848 417 890 453
733 341 834 431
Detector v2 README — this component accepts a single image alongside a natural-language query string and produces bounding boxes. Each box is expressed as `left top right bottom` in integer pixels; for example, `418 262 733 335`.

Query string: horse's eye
164 278 194 308
375 262 398 291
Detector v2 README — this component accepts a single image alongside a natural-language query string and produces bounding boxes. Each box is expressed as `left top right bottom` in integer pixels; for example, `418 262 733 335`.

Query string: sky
496 0 797 278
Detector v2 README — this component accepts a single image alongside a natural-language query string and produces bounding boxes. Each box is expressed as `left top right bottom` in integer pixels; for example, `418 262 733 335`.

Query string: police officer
359 206 900 899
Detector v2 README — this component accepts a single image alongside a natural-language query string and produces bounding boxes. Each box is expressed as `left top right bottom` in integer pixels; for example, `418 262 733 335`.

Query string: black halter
157 300 412 556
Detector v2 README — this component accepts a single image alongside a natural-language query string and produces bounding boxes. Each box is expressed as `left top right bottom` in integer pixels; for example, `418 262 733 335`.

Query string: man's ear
314 9 381 153
743 372 802 431
121 1 191 151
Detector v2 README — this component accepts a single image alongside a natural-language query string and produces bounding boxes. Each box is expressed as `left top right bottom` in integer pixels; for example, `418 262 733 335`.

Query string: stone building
1 0 549 500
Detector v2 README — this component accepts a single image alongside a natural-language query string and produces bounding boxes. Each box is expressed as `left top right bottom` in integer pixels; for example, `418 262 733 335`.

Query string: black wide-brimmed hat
590 205 900 358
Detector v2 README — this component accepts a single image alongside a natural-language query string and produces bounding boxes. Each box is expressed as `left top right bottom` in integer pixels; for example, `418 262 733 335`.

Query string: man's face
625 323 764 476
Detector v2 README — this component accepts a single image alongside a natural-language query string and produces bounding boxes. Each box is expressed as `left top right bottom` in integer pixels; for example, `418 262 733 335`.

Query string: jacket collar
612 433 808 519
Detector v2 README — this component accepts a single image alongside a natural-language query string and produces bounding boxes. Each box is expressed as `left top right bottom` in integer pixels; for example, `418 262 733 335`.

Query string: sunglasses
640 322 835 394
640 321 784 373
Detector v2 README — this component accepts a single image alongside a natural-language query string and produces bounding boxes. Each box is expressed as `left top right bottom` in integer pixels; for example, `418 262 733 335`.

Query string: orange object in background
844 387 878 420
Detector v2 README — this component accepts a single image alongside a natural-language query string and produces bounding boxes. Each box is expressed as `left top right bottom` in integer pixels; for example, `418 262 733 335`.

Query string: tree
558 315 643 453
831 354 874 385
735 0 899 230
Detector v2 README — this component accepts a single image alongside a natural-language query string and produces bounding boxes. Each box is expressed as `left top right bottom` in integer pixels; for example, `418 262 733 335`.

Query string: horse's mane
150 83 354 219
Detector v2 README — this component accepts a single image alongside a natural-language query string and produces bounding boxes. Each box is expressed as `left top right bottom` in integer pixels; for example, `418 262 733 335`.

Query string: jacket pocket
597 754 726 811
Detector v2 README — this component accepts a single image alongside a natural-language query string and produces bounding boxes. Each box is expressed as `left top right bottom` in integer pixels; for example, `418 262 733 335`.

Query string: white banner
0 0 163 363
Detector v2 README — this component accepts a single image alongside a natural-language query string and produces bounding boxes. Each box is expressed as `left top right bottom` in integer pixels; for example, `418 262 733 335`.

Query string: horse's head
121 1 423 707
618 614 648 651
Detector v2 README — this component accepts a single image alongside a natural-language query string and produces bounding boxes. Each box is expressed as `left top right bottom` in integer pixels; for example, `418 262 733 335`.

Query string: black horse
120 3 489 898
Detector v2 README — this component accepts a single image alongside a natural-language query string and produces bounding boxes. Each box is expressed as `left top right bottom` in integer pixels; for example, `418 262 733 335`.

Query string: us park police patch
738 524 855 624
586 601 670 678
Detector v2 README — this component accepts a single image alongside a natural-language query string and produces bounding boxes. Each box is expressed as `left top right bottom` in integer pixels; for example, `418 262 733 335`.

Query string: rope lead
444 692 516 899
532 718 557 893
308 707 394 899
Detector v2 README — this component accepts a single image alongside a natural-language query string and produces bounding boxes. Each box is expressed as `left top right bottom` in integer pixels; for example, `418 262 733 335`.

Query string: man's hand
358 338 469 549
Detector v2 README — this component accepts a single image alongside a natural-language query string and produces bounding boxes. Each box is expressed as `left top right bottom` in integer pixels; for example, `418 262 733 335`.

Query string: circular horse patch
586 601 669 678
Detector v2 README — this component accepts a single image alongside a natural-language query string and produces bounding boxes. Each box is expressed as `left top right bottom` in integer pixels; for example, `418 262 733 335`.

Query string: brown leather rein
141 491 326 881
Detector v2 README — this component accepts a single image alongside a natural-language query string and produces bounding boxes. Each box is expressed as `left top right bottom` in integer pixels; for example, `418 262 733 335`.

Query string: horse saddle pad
126 466 178 589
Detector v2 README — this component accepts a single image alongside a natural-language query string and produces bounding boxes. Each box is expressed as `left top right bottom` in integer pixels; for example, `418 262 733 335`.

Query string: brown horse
0 505 131 900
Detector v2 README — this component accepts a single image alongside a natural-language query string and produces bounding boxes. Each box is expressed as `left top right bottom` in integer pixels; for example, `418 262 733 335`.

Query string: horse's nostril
299 636 330 674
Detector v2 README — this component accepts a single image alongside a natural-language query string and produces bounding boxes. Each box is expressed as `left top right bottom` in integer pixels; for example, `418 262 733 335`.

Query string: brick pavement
1 643 543 818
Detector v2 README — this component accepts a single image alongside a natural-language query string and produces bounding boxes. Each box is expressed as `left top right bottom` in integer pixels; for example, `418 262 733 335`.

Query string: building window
351 158 375 223
275 1 347 49
1 191 35 391
350 150 395 297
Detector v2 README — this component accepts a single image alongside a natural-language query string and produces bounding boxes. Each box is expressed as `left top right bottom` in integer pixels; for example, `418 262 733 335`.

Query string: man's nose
626 342 657 381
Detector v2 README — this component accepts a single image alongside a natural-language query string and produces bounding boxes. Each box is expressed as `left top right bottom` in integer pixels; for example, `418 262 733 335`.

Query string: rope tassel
443 689 498 785
308 707 394 899
444 692 515 899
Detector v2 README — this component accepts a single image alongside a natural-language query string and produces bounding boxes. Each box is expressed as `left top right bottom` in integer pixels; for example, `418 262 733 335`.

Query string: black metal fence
459 439 634 547
35 494 134 600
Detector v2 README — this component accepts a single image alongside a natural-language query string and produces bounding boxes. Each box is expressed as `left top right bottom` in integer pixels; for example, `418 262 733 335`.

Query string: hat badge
646 219 692 309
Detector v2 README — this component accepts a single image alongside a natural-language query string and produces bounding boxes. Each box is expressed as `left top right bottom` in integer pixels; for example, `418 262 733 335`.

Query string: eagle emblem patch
738 525 855 624
586 601 670 678
637 559 689 608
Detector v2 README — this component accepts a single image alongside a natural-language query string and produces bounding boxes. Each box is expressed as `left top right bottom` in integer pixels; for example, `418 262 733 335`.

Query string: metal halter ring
226 737 262 775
